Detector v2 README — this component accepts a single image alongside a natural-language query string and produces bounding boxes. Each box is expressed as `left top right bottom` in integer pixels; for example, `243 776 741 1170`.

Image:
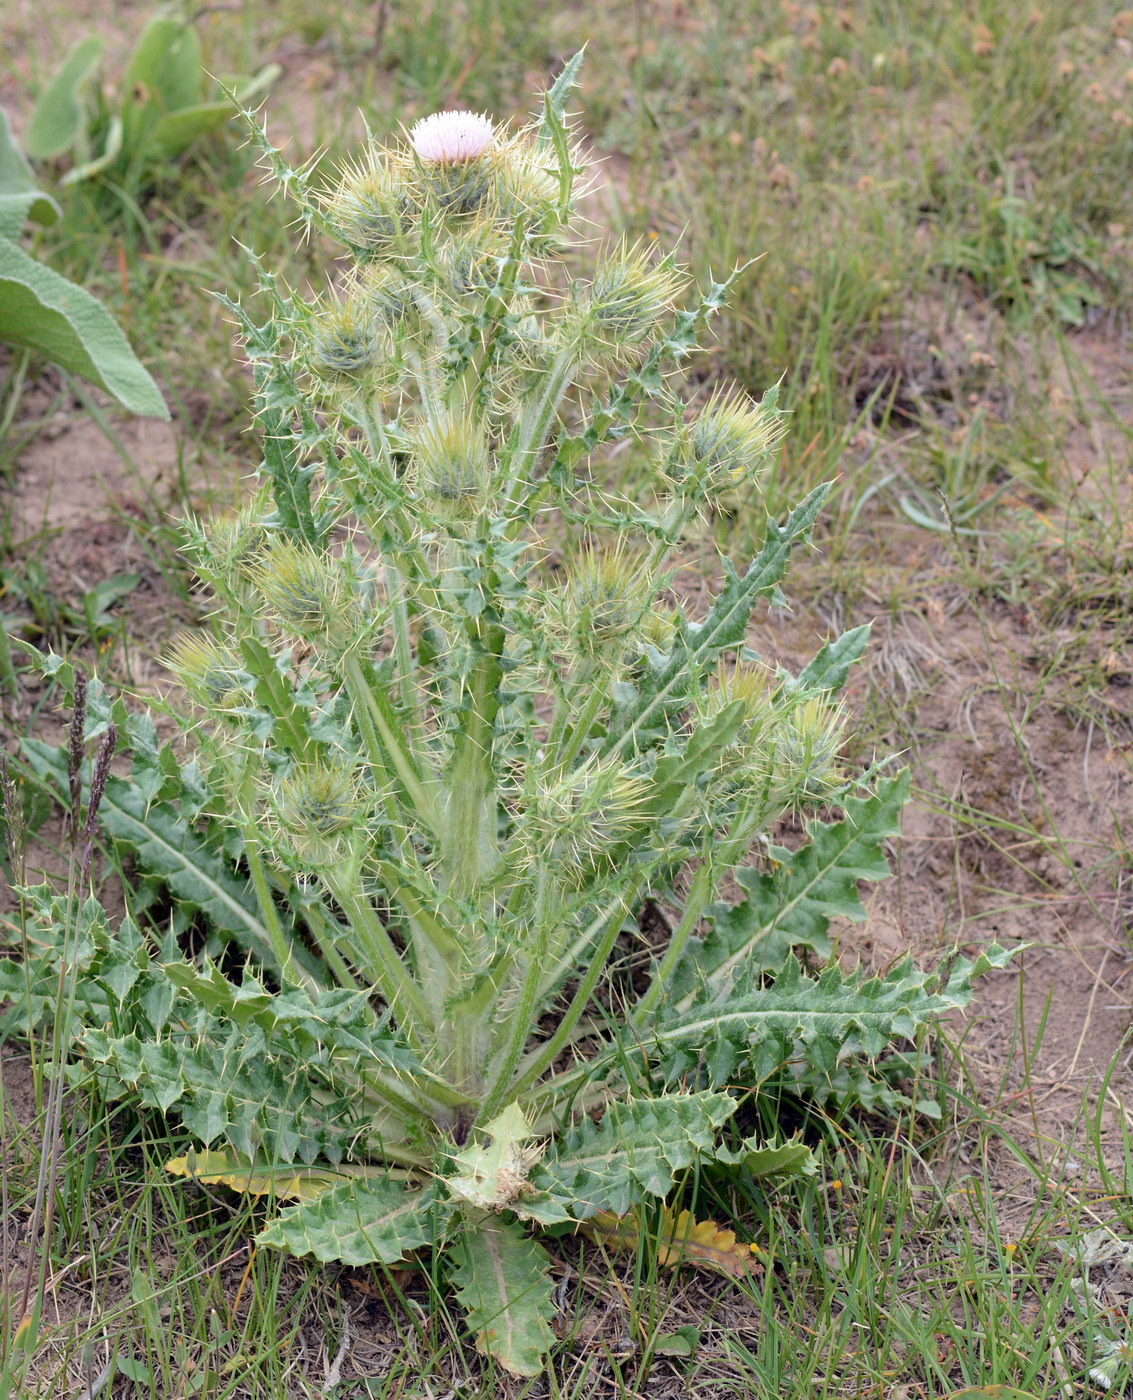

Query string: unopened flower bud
165 633 248 710
308 299 382 384
524 756 650 882
323 151 410 258
559 546 654 659
770 696 847 806
412 411 492 517
575 244 687 364
251 538 354 648
269 759 365 867
491 147 561 242
665 385 786 500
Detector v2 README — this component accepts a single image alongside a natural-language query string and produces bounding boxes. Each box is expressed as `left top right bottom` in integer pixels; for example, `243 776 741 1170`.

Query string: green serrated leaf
790 623 872 696
604 484 830 749
532 1091 738 1219
672 770 911 998
708 1133 816 1178
20 740 306 974
256 1178 441 1266
450 1214 556 1378
646 945 1019 1088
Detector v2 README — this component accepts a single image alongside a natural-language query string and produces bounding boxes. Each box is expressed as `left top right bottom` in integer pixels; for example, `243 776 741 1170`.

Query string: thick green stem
480 889 633 1119
322 873 431 1043
442 573 505 907
297 899 363 991
548 677 608 777
243 835 320 994
353 399 421 719
507 344 578 489
343 653 441 837
630 859 714 1026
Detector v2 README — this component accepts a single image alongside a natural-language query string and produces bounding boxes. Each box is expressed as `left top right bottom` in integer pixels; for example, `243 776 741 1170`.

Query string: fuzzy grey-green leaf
0 237 167 416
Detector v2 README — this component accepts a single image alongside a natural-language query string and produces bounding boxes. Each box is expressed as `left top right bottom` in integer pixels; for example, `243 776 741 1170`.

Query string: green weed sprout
7 57 1013 1378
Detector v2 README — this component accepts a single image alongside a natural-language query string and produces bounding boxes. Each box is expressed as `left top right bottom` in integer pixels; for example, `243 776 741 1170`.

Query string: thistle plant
5 57 1013 1377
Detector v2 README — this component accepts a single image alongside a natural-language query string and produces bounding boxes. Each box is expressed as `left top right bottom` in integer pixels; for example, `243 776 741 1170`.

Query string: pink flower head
409 111 495 165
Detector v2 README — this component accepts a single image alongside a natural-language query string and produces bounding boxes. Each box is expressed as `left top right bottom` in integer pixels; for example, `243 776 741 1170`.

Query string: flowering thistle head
666 384 787 502
409 111 496 165
409 111 499 216
557 544 655 661
573 243 687 364
165 633 248 711
251 538 355 649
267 759 366 868
412 411 492 518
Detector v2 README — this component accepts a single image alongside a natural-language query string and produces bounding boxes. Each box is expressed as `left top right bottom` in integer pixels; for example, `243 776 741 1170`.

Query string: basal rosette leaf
166 1149 360 1202
671 769 911 998
160 960 419 1074
644 945 1018 1090
256 1177 443 1267
20 737 318 979
80 1020 370 1165
450 1214 556 1378
582 1205 766 1279
530 1091 738 1220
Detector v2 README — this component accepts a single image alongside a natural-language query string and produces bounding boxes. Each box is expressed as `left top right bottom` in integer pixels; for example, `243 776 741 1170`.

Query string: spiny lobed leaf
786 622 872 696
166 1149 360 1202
161 960 418 1073
647 944 1018 1090
81 1022 369 1164
451 1214 557 1378
20 738 316 978
671 769 911 996
256 1178 443 1267
602 483 830 746
582 1205 766 1279
531 1091 738 1220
